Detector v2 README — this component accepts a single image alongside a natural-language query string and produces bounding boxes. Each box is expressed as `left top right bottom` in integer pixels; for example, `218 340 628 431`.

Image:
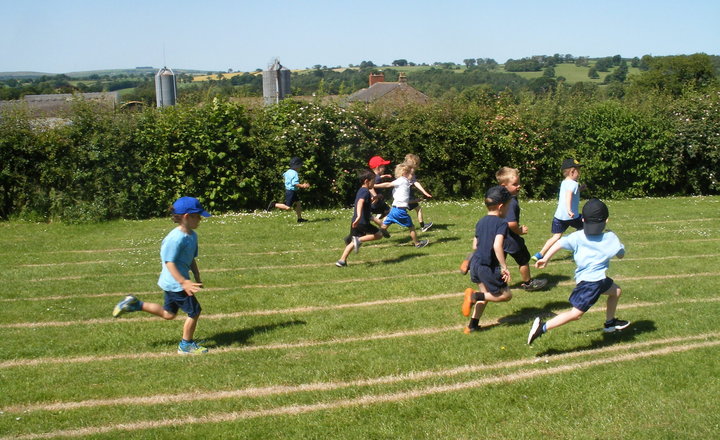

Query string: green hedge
1 89 718 222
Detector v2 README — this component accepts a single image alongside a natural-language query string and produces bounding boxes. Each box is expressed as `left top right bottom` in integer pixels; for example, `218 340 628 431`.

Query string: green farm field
1 196 719 439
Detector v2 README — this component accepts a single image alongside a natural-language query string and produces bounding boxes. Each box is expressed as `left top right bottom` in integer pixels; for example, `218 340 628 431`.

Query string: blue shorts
569 277 615 312
469 261 507 295
383 207 414 228
163 290 202 318
284 189 299 206
551 216 584 234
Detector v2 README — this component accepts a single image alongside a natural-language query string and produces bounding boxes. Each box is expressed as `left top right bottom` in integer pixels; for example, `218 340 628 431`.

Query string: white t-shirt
391 176 412 208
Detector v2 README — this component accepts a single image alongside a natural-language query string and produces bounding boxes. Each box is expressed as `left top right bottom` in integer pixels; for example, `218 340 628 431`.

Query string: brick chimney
369 72 385 86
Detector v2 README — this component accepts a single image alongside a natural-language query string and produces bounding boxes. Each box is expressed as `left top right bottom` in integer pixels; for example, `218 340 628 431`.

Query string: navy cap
581 198 608 235
484 185 511 206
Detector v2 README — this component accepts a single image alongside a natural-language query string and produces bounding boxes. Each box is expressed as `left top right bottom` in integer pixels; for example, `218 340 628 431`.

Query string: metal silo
155 67 177 107
263 59 291 105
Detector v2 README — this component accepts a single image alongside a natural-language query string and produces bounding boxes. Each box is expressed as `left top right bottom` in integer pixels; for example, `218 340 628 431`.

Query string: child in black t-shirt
461 186 514 333
336 170 388 267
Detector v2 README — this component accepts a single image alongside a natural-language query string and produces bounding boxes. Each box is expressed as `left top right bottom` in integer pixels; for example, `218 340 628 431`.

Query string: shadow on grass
429 236 461 245
207 320 307 347
306 217 333 223
372 253 426 265
497 302 570 327
512 273 572 290
153 320 307 348
535 320 657 356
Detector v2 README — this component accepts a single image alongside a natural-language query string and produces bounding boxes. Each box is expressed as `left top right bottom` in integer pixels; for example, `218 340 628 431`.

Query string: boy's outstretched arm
535 240 563 269
493 234 511 282
373 182 394 189
413 181 432 198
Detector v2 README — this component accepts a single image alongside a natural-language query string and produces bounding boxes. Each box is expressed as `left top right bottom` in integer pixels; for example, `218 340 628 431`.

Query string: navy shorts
569 277 615 312
163 290 202 318
383 207 414 228
469 262 507 295
371 200 390 215
408 202 419 211
284 189 299 206
505 233 531 266
350 223 379 237
551 216 584 234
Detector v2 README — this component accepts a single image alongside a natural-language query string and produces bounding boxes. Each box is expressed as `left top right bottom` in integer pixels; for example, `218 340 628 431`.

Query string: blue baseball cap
172 197 211 217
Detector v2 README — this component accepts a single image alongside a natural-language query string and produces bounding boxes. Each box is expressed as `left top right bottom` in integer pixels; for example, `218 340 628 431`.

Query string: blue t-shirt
284 168 300 191
472 215 508 267
559 230 625 283
352 187 372 225
157 227 199 292
554 179 580 220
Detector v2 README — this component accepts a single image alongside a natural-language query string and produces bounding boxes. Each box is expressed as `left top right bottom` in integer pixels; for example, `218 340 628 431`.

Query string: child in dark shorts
528 198 630 345
113 196 211 355
460 186 514 334
336 170 389 267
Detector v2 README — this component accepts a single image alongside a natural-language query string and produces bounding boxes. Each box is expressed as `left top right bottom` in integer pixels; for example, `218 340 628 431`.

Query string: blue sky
2 0 719 73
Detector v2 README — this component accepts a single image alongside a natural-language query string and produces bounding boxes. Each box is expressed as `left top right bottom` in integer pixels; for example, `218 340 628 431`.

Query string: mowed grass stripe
4 332 718 414
12 250 720 284
3 271 720 329
3 274 720 329
2 296 718 369
4 339 718 440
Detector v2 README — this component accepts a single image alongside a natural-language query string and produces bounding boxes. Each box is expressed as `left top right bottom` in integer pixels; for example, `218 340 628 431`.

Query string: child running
496 167 548 291
402 154 433 232
533 158 584 261
267 157 311 223
375 162 429 248
368 155 393 219
528 198 629 345
461 186 513 334
336 170 389 267
113 196 211 354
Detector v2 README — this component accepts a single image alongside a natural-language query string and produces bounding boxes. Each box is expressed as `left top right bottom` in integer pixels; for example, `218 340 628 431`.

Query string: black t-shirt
472 215 508 266
352 187 372 225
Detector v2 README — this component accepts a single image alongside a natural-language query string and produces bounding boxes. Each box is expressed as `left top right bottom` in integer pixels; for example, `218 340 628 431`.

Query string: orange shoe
462 288 475 317
463 325 481 334
459 258 470 275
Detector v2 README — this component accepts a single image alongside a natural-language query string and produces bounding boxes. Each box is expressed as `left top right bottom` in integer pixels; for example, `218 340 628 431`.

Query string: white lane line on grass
3 332 718 414
2 296 718 369
4 338 718 440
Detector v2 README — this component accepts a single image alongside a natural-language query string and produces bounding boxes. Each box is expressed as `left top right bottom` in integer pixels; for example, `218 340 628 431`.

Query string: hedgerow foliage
1 87 719 222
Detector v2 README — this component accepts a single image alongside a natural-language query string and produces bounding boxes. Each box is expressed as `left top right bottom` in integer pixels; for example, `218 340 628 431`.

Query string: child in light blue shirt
267 157 311 223
528 198 630 345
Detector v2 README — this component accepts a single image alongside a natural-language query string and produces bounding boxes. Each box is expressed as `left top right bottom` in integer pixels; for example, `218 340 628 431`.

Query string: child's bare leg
545 307 584 331
416 206 424 224
183 315 200 341
539 233 562 256
275 203 291 211
141 302 176 320
338 242 355 262
409 227 419 245
603 283 622 321
519 264 531 283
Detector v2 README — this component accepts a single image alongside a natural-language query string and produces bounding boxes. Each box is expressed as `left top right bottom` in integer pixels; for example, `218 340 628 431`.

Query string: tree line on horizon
2 53 718 104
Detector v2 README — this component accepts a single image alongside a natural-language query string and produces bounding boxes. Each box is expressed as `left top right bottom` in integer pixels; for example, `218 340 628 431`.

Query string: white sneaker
352 236 361 253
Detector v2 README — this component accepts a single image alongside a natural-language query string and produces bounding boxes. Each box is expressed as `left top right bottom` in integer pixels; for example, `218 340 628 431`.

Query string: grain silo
155 67 177 107
262 59 291 105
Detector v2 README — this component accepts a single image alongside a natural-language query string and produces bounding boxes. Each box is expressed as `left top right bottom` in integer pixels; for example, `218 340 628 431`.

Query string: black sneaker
335 260 347 267
603 318 630 333
380 228 391 238
266 201 275 211
297 218 308 223
527 317 544 345
421 222 434 232
521 278 548 291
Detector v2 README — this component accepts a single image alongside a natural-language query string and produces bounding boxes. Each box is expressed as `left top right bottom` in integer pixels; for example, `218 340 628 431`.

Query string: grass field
1 196 719 439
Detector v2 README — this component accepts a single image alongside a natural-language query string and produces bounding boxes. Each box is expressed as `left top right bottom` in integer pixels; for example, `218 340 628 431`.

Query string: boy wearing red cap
368 155 392 219
113 196 211 354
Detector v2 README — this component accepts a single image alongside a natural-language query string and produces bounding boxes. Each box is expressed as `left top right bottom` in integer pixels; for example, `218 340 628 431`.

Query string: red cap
368 155 391 169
